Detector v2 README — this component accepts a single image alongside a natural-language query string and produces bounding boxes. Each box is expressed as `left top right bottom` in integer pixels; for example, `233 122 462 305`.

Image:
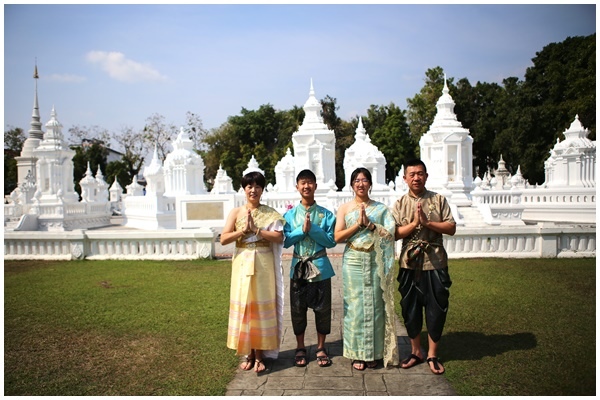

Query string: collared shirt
392 189 455 270
283 202 336 282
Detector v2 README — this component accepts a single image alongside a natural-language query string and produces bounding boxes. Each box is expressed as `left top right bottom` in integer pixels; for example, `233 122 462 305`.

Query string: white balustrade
5 228 216 260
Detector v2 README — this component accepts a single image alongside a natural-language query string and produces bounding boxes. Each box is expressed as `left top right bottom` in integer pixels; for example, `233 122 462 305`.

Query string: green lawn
4 257 596 396
439 258 596 396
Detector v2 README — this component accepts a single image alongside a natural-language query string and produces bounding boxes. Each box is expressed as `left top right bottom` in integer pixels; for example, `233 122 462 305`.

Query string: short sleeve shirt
392 189 455 270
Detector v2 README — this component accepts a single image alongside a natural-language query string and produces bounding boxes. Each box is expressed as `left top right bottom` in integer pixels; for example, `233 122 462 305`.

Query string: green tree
491 34 596 184
321 95 354 190
453 78 507 177
71 141 109 195
4 126 26 194
334 118 358 190
4 126 26 152
105 160 131 191
203 104 299 189
406 66 449 146
524 34 596 138
363 103 414 182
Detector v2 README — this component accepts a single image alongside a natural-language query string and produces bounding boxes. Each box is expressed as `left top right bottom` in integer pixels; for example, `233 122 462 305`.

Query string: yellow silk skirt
227 246 279 355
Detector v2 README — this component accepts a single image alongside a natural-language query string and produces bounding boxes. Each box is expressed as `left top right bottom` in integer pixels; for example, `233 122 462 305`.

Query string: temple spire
28 61 43 140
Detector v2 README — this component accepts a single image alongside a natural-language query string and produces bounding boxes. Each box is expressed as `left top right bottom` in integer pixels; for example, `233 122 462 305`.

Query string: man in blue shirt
284 169 337 367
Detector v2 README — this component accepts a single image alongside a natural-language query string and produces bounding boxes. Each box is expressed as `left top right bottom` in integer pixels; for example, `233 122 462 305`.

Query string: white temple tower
15 64 43 186
543 115 595 188
143 146 165 196
291 79 336 192
420 76 473 206
32 107 79 205
163 127 207 196
274 148 296 192
343 117 389 191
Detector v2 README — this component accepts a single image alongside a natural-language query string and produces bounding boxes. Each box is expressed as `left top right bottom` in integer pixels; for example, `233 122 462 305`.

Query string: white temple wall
5 223 592 260
5 228 215 260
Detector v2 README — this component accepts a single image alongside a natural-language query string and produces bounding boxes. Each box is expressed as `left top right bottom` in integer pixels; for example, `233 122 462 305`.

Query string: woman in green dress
334 168 399 370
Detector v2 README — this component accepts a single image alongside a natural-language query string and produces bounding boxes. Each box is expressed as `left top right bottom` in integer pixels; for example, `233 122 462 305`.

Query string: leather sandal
401 354 424 369
294 348 308 367
254 359 266 373
426 357 445 375
315 347 332 367
240 356 255 371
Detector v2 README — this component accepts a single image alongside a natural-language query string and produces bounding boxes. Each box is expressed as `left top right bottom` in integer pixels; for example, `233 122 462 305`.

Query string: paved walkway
224 254 456 396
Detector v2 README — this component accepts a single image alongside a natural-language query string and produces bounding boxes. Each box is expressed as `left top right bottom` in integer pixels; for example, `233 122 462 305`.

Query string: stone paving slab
225 255 457 396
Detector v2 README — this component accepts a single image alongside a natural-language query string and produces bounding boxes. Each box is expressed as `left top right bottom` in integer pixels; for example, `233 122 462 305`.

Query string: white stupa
163 127 207 195
342 117 389 191
420 75 474 205
544 115 595 188
273 148 296 192
291 79 337 192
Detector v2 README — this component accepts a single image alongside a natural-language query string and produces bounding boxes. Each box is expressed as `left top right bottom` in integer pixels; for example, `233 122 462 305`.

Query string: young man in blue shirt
283 169 337 367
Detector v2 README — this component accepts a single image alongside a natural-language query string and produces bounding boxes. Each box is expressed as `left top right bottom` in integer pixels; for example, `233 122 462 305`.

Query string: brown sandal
254 359 266 373
240 356 255 371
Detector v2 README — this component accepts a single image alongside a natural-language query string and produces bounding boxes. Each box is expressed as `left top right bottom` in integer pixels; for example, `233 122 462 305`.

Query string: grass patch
5 257 596 396
5 259 239 396
439 258 596 396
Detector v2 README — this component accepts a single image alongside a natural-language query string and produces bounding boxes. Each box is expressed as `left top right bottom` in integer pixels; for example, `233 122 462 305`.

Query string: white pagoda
420 76 474 206
343 117 389 191
291 79 336 192
164 127 207 196
543 115 595 188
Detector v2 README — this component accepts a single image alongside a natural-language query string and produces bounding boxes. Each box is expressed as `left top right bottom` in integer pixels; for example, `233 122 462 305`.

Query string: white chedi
343 117 388 191
544 115 595 188
211 164 235 194
163 127 207 195
273 148 296 192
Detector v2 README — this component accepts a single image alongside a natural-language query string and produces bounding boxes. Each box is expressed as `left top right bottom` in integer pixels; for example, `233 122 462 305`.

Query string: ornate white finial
354 116 367 141
442 74 449 95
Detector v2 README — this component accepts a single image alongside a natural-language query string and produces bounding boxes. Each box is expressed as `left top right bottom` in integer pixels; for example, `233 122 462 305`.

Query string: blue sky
4 3 596 150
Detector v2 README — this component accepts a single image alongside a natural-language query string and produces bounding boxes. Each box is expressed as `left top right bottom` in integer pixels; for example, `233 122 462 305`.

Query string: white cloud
45 73 87 83
86 51 167 83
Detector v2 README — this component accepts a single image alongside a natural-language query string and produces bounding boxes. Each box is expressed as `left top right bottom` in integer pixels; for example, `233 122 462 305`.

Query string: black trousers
398 267 452 343
290 278 332 336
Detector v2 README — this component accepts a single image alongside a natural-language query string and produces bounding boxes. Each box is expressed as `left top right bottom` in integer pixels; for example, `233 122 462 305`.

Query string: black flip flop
401 354 424 369
426 357 445 374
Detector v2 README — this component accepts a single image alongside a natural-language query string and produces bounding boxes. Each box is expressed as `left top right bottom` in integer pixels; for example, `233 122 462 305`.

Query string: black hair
350 167 372 185
296 169 316 183
241 171 266 189
404 158 427 173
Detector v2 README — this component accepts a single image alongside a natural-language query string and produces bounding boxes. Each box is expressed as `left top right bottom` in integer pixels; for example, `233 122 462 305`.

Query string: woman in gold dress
220 171 285 373
334 167 399 370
